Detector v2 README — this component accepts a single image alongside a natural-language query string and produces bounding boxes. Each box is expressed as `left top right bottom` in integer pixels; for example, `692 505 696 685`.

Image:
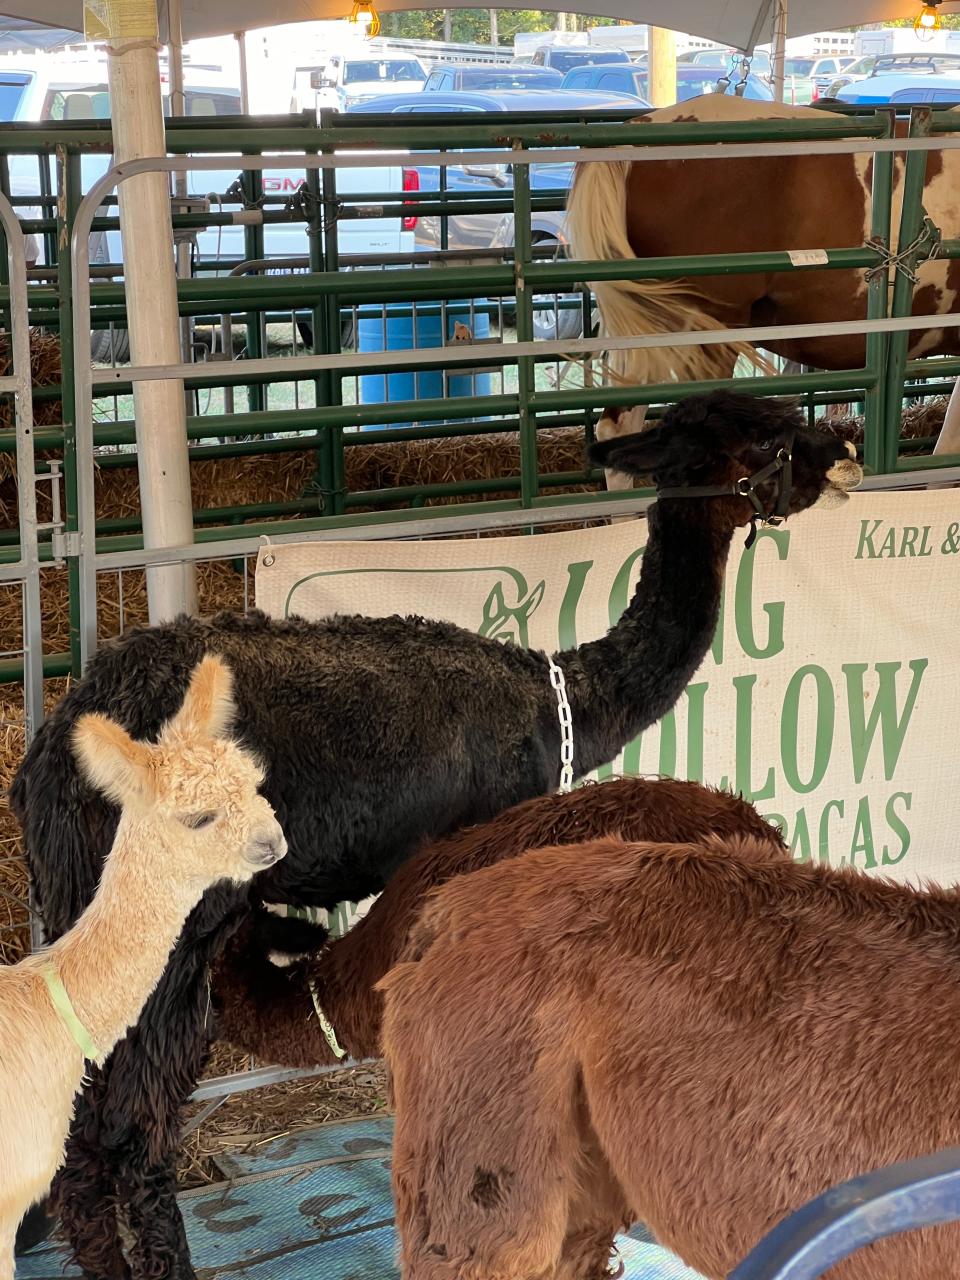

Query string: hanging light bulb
914 1 942 40
349 0 381 36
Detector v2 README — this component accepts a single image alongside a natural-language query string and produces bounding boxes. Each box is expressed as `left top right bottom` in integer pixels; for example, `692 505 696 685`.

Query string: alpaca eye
181 811 218 830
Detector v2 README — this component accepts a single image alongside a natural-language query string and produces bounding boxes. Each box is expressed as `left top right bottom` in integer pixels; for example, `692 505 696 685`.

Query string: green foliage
884 13 960 26
379 9 625 46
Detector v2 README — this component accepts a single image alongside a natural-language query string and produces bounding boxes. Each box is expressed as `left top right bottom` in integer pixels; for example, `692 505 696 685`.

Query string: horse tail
566 158 770 385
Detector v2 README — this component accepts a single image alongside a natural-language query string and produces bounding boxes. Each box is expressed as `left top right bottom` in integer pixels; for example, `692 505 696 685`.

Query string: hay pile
1 426 592 533
0 329 62 506
0 677 68 965
816 395 948 448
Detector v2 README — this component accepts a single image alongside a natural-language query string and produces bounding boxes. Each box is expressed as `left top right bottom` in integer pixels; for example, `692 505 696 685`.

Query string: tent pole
236 31 250 113
105 0 197 621
772 0 787 102
648 24 676 107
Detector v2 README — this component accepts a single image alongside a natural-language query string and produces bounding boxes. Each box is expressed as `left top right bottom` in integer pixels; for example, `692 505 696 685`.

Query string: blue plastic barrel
357 302 493 431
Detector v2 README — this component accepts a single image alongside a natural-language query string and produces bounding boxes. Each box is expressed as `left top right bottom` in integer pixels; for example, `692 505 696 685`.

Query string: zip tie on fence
548 657 575 795
864 216 942 286
305 483 349 515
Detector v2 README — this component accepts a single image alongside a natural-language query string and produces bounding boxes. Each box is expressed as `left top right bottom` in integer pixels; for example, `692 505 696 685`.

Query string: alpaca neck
48 820 202 1057
557 498 735 776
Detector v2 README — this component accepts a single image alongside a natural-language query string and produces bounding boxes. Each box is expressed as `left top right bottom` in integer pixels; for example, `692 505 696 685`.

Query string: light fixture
349 0 381 36
914 0 942 40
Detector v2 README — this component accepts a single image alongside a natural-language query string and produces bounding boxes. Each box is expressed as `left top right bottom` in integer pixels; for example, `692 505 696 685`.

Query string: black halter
656 431 795 550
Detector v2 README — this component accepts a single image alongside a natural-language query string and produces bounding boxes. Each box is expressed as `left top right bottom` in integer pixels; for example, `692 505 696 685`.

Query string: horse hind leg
596 406 648 524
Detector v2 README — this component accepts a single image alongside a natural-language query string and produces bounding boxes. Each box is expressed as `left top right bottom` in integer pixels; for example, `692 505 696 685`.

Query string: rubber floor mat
212 1114 394 1179
15 1118 704 1280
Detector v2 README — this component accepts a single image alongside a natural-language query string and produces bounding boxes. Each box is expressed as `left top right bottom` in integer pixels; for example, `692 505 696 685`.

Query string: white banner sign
257 490 960 887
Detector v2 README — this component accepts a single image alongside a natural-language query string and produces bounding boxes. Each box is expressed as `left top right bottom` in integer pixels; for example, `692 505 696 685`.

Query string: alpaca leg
109 929 228 1280
387 1004 583 1280
59 898 242 1280
122 1146 194 1280
0 1226 14 1280
52 1071 132 1280
554 1101 630 1280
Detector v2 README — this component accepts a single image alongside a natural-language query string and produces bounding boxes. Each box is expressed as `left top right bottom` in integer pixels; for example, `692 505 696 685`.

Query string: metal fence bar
0 191 42 738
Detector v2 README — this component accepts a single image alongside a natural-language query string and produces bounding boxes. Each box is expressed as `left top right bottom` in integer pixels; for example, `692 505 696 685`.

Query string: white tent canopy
14 0 960 51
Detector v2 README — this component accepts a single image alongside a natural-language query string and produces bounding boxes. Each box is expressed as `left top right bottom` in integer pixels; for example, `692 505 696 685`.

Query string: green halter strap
41 962 104 1066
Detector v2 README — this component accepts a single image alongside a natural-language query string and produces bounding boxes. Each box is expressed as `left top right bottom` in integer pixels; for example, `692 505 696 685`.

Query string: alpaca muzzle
250 831 287 868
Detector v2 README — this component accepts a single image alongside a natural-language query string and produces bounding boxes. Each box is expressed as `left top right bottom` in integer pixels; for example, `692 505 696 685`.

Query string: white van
9 56 415 306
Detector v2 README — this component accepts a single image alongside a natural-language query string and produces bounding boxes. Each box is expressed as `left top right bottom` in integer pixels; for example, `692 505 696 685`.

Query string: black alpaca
11 391 860 1279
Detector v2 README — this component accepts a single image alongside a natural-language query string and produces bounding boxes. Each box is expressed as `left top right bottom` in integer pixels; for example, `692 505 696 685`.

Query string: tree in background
884 14 960 26
380 9 620 45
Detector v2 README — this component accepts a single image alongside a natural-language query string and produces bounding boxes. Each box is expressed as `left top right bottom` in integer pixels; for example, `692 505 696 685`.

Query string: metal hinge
51 530 80 560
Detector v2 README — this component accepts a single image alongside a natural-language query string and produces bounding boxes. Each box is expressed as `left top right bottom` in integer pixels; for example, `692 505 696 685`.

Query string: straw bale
816 395 948 447
0 329 62 497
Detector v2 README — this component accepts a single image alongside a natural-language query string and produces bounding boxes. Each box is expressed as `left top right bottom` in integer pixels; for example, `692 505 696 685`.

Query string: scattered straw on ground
179 1046 389 1188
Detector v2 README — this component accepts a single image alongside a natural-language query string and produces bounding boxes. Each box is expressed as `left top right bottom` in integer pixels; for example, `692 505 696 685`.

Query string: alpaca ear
589 424 676 478
73 714 156 807
166 655 236 741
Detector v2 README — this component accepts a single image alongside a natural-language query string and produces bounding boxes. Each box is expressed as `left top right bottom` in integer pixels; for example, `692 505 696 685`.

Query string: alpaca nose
251 827 287 868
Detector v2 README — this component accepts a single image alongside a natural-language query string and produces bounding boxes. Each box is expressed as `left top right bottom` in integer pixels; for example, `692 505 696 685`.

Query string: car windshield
42 84 241 119
550 49 624 72
784 59 815 76
0 73 29 120
459 68 556 88
343 60 425 84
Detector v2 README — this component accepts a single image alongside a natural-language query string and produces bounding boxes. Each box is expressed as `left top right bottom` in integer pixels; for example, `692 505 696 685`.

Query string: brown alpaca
380 835 960 1280
213 778 786 1068
0 657 285 1280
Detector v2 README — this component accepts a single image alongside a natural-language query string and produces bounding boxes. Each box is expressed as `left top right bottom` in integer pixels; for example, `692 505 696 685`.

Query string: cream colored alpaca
0 655 286 1279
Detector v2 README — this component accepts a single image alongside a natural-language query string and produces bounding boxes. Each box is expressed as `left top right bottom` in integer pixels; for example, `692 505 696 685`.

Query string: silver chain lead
548 657 575 795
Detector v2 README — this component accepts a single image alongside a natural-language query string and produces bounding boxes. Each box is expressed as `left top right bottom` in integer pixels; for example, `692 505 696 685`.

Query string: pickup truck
312 54 426 112
347 87 644 340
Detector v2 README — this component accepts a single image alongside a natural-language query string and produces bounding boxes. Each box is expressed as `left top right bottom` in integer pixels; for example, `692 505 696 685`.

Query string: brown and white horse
566 95 960 479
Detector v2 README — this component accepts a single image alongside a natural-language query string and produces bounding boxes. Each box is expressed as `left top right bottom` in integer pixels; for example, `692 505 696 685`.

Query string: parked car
560 63 773 103
347 88 643 340
313 55 426 111
781 55 850 104
678 46 773 78
0 67 32 119
827 51 960 100
822 53 878 97
524 46 630 75
423 63 562 92
835 70 960 104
